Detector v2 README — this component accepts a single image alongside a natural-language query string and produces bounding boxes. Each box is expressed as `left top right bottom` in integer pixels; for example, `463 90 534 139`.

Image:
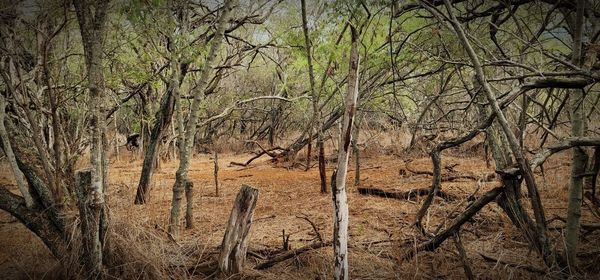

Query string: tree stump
218 184 259 275
76 169 104 279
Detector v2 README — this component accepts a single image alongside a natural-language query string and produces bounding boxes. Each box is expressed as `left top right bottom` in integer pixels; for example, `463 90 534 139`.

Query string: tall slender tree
332 24 360 280
72 0 111 277
168 0 236 237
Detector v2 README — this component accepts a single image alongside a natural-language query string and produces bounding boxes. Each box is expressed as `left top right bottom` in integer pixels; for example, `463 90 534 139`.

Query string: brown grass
1 141 599 279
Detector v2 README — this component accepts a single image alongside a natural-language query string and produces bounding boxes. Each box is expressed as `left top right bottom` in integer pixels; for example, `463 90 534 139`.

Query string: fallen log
404 186 504 260
255 241 332 270
358 187 457 201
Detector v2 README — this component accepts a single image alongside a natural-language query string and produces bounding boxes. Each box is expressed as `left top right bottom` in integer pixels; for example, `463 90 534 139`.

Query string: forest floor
1 149 599 279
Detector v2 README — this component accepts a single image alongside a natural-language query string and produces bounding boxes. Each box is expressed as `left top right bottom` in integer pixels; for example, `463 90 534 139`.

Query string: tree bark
76 169 104 279
331 25 360 280
73 1 111 271
169 0 235 237
0 95 34 207
185 181 194 229
564 0 587 269
301 0 320 174
319 139 327 193
0 186 66 258
214 150 220 196
134 68 179 204
218 184 259 275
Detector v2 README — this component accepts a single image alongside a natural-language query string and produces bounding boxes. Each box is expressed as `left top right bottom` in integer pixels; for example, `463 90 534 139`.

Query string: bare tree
168 0 236 237
332 24 360 280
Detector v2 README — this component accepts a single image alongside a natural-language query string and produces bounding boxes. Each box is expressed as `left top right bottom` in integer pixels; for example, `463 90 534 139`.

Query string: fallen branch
478 252 546 274
530 137 600 170
453 232 474 280
404 163 495 182
230 147 285 167
547 215 600 232
296 214 323 243
358 187 457 201
405 186 504 260
254 241 332 270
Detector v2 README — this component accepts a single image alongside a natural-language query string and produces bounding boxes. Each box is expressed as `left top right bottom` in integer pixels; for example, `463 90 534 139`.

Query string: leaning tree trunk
218 185 259 275
443 0 553 265
331 25 360 280
469 75 542 254
0 95 34 207
169 0 235 237
134 66 179 204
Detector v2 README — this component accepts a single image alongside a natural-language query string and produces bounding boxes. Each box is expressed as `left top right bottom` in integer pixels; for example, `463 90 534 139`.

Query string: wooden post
218 184 259 275
76 169 104 279
214 150 219 196
185 181 194 229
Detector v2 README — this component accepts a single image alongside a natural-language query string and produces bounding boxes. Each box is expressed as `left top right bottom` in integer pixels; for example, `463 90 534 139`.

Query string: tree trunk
168 0 235 237
301 0 319 173
214 150 220 196
73 2 111 271
76 169 104 279
443 0 552 265
318 138 327 193
218 184 259 275
469 75 542 254
134 70 178 204
0 95 34 207
352 114 362 187
564 0 587 269
331 25 360 280
0 186 67 258
185 181 194 229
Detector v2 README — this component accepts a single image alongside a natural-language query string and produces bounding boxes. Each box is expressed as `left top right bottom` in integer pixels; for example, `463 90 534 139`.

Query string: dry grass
1 139 599 279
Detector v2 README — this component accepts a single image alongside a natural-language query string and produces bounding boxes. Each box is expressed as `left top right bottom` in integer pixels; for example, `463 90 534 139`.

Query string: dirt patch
0 151 599 279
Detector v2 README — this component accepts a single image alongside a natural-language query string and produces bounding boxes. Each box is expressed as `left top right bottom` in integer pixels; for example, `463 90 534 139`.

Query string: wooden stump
76 169 104 279
218 184 259 275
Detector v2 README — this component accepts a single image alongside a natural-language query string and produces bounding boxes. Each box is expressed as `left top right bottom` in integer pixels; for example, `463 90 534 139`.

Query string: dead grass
1 142 599 279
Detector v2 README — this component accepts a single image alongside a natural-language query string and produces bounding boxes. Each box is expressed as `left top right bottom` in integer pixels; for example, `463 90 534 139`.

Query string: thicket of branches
0 0 599 279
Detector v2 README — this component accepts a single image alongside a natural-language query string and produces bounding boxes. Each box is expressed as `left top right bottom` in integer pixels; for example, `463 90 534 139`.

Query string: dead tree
331 24 360 280
218 184 259 275
405 185 504 260
442 0 552 264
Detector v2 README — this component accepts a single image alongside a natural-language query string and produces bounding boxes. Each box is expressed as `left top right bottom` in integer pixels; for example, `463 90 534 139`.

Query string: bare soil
1 150 599 279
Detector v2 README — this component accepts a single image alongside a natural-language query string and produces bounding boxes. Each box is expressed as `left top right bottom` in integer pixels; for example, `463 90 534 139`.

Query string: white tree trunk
332 25 360 280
